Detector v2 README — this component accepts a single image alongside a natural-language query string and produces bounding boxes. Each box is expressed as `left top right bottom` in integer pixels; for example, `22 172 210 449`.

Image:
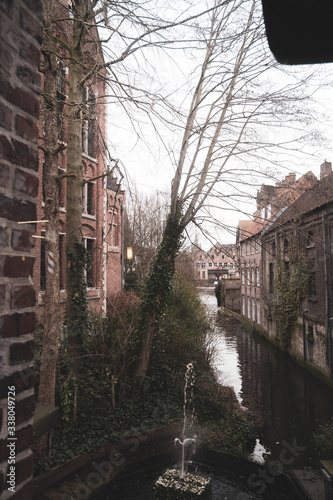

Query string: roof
238 219 263 242
238 171 318 241
265 171 333 234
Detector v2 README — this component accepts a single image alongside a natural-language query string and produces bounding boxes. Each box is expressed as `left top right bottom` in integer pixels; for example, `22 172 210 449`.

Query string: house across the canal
237 162 333 381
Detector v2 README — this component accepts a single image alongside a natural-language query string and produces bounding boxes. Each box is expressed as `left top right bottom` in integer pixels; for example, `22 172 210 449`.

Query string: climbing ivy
274 242 309 351
66 241 90 340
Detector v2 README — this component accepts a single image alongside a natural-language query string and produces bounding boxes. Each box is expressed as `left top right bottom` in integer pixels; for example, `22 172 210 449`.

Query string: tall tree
37 0 224 413
132 0 323 381
37 1 65 407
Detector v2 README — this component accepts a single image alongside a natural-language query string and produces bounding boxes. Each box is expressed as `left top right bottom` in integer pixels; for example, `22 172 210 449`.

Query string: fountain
153 363 212 499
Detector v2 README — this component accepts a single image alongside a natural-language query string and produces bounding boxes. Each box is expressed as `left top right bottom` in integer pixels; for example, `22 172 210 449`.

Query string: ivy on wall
274 242 309 351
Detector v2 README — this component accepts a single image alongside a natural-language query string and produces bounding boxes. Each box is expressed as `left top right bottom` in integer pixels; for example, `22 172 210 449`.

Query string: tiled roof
239 171 318 240
265 171 333 233
238 219 263 241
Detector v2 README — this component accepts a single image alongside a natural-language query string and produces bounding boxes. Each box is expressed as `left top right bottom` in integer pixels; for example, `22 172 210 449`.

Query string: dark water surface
202 290 333 469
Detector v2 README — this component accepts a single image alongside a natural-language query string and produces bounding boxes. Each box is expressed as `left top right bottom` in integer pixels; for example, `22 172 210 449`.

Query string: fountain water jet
153 363 212 499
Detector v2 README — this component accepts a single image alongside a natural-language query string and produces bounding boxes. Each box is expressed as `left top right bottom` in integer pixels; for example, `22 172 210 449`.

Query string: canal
202 289 333 469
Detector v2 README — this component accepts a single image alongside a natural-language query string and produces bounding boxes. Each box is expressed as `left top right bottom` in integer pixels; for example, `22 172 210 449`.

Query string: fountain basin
154 468 212 499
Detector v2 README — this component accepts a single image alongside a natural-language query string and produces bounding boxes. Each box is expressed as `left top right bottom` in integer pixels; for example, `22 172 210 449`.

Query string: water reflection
201 289 333 468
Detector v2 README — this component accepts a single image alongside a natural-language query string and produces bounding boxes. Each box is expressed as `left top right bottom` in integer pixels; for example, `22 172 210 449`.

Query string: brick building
194 243 238 285
33 4 125 318
261 162 333 377
0 0 42 498
237 171 317 327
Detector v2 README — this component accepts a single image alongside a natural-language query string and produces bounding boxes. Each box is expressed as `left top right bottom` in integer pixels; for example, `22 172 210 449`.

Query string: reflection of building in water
227 319 333 467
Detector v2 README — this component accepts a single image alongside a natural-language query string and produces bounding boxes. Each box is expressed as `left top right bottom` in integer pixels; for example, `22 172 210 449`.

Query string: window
201 262 206 268
246 243 249 255
110 211 119 247
257 299 260 324
307 231 314 247
57 66 66 141
202 271 206 279
242 295 245 315
307 325 314 342
241 244 244 257
269 263 274 292
84 238 95 287
82 86 96 157
284 238 289 255
251 242 254 254
208 262 212 267
255 238 259 253
252 298 255 320
247 268 250 286
196 263 200 269
241 269 245 285
251 267 255 285
256 266 260 286
82 181 94 215
272 241 276 257
308 271 316 297
214 262 218 267
267 204 271 218
247 296 251 318
58 168 65 207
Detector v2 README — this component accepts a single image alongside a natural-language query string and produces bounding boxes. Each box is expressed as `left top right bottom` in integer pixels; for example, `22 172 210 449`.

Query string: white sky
103 2 333 247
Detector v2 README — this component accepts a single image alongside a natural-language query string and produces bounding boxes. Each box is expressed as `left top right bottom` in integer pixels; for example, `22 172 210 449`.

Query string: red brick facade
0 0 42 498
32 10 125 319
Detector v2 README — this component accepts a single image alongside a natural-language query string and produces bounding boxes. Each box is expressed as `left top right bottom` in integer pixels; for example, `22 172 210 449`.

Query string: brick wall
0 0 42 498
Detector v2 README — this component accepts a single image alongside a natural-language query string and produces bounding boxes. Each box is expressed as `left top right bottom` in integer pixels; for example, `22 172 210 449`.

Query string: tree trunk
66 2 87 383
38 2 61 408
132 213 183 385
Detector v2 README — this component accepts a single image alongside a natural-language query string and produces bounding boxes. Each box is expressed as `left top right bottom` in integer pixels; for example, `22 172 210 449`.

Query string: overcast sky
103 1 333 247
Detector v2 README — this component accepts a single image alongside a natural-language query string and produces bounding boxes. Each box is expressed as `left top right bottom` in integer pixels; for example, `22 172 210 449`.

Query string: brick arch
82 223 95 238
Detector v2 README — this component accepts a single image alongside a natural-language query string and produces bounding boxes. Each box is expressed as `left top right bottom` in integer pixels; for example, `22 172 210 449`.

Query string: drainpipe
303 309 308 362
329 318 333 378
322 211 330 368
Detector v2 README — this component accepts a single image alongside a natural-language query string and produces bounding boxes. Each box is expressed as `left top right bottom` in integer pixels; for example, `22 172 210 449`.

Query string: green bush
34 275 258 475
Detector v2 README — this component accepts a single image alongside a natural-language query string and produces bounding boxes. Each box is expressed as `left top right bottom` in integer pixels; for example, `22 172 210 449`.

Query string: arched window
256 266 260 286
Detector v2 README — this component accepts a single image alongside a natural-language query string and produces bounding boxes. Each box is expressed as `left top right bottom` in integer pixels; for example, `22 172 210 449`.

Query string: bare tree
124 190 169 287
37 0 228 415
131 0 323 382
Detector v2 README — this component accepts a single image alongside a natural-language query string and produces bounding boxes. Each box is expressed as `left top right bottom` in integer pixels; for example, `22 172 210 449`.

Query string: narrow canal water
202 289 333 469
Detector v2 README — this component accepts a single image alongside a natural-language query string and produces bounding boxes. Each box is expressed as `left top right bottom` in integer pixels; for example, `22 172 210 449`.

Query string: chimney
320 160 332 180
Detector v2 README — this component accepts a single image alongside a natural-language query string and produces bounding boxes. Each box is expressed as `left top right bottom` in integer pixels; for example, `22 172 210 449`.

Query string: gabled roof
265 171 333 234
238 219 263 242
238 171 318 241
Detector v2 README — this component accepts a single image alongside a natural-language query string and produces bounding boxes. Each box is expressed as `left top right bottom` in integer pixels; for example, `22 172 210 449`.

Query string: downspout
302 309 308 362
322 211 330 369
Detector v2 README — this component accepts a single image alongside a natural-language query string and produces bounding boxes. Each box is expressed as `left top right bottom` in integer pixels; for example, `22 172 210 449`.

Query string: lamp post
125 246 135 289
